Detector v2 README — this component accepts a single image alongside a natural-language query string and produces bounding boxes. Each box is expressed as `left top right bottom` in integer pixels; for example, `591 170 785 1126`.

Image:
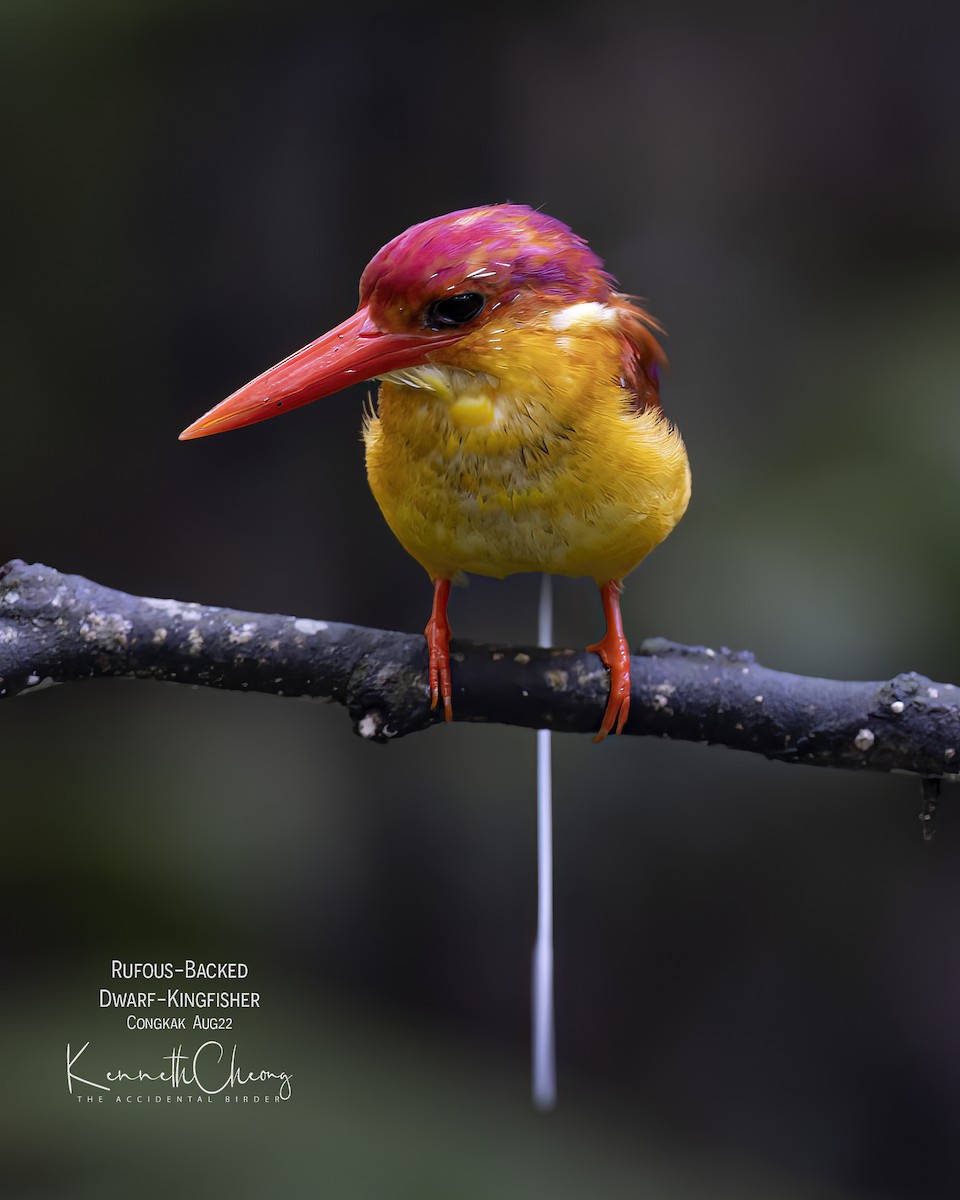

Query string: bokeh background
3 1 960 1196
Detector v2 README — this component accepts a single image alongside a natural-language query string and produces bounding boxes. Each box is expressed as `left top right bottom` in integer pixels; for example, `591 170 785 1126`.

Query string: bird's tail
532 573 556 1110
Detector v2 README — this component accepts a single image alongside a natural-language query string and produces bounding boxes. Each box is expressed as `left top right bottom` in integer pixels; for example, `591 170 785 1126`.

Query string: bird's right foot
588 579 631 742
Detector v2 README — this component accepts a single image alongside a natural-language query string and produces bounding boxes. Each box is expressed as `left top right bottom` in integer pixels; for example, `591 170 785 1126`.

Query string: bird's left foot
425 577 454 721
587 580 631 742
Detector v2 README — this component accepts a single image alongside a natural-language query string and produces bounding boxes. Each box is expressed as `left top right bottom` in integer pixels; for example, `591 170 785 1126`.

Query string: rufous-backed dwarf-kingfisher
180 205 690 739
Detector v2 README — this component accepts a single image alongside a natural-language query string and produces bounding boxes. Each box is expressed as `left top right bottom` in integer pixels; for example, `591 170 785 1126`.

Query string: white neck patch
547 301 617 333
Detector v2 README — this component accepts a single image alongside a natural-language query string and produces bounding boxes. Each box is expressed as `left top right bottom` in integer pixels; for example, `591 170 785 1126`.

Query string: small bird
180 205 690 739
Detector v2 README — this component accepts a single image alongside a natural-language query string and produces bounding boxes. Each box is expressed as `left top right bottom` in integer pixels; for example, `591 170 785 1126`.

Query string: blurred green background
2 1 960 1196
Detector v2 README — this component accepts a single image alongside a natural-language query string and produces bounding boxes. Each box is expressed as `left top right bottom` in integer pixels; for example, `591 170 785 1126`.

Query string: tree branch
1 559 957 779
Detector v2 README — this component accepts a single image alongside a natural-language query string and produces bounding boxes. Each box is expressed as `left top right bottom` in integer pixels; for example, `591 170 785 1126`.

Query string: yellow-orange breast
363 317 690 585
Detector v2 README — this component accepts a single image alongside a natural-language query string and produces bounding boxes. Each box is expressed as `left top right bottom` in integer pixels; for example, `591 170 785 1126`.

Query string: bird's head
179 204 664 440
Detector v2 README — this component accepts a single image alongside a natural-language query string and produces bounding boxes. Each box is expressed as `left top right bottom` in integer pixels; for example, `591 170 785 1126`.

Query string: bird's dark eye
425 291 486 330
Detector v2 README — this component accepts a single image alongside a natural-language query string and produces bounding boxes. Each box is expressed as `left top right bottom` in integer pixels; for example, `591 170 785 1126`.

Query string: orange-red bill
178 306 462 441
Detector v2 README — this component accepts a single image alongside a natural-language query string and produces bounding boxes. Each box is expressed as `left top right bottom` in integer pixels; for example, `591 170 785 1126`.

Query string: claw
588 580 631 742
425 577 453 721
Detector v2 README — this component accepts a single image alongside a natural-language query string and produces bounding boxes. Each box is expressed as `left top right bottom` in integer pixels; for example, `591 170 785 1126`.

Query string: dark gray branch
1 559 957 779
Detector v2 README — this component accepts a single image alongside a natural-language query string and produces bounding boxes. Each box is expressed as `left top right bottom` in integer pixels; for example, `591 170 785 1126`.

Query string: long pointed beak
179 306 461 440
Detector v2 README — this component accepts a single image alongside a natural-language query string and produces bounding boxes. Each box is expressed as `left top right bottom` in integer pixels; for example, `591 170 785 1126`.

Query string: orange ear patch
616 300 667 414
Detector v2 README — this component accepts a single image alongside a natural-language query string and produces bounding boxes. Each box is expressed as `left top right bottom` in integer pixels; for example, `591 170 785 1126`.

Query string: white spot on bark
514 652 530 665
928 687 939 699
854 728 875 752
890 700 905 714
143 597 204 622
152 627 168 644
754 695 764 704
187 628 204 654
358 713 381 739
3 591 21 604
946 748 956 762
294 618 328 635
227 622 257 645
704 648 716 658
652 694 668 709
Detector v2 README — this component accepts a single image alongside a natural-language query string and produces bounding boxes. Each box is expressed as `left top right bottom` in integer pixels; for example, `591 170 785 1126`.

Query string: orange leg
587 579 631 742
425 577 453 721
